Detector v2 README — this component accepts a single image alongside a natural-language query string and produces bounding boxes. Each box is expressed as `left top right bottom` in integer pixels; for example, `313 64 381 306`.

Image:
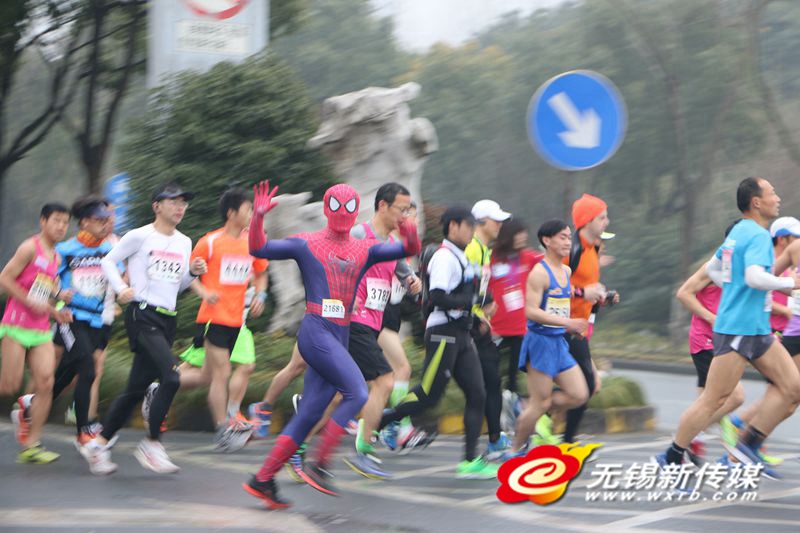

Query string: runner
84 182 207 474
0 203 71 464
243 180 420 509
378 205 498 480
466 199 512 459
675 221 746 464
560 194 615 445
46 196 118 473
342 182 415 479
507 220 589 456
656 177 800 477
145 187 267 452
377 200 428 451
489 218 542 435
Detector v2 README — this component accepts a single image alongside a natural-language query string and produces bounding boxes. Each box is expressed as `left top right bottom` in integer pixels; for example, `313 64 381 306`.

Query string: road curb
436 405 657 435
610 358 765 381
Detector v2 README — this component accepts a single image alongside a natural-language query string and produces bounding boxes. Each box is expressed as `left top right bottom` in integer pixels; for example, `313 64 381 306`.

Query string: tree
58 0 147 194
117 52 332 240
272 0 409 101
0 1 84 249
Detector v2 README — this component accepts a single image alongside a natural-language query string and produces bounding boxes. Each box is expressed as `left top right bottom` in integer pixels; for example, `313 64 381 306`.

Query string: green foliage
587 375 647 409
117 52 332 241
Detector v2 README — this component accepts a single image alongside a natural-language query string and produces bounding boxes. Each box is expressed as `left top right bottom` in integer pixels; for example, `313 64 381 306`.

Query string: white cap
770 216 800 238
471 199 511 222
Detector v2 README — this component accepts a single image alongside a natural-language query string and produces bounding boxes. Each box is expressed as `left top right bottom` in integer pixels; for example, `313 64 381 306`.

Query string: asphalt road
2 411 800 532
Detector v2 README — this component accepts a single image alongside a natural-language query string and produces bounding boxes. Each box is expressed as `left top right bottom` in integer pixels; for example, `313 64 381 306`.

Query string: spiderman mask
324 184 360 233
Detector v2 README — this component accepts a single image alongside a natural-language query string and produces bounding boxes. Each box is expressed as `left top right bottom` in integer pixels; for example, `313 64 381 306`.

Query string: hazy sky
372 0 568 50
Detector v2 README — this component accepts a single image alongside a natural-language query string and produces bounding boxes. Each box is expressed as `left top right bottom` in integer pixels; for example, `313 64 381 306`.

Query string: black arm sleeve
429 288 473 311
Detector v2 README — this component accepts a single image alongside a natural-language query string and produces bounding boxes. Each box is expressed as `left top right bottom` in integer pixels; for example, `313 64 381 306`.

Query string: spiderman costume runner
243 180 420 508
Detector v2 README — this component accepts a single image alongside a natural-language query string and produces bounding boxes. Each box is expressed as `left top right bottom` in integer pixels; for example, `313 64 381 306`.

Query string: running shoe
686 438 706 466
17 443 59 464
500 390 519 434
65 402 76 425
343 453 392 480
724 441 781 480
134 438 180 474
292 393 302 412
399 428 437 455
455 456 499 479
758 446 783 466
10 408 28 445
720 416 738 449
248 401 272 439
141 383 158 424
243 475 292 510
533 414 561 446
80 440 118 475
86 421 103 439
380 420 399 451
285 443 307 484
485 432 512 461
213 420 253 453
345 419 359 436
299 461 339 496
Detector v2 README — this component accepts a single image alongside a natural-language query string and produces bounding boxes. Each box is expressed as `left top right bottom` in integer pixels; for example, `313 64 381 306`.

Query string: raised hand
253 180 279 217
397 218 421 255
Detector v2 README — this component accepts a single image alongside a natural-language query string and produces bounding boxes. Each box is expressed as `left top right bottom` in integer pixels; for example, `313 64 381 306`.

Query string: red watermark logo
497 443 602 505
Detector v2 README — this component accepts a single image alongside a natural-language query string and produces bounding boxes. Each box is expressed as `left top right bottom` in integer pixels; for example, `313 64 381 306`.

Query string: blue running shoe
343 453 392 480
380 420 399 451
248 402 272 440
486 432 512 461
724 441 782 480
285 443 306 484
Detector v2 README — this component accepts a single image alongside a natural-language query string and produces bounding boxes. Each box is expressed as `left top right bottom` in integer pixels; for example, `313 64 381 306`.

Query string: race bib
721 248 733 284
365 278 391 311
27 273 55 304
544 295 570 326
764 291 773 313
322 299 345 319
790 290 800 315
502 289 524 311
147 250 184 284
72 266 107 298
389 276 406 305
220 255 252 285
491 263 510 278
58 323 75 352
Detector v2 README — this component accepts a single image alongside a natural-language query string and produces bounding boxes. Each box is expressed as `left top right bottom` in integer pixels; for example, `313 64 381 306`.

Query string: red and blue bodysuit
248 182 420 492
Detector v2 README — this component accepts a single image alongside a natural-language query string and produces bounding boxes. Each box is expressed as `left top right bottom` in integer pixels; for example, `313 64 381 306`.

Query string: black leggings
498 335 523 393
563 334 595 443
101 305 180 441
53 320 100 432
473 328 502 439
381 322 486 461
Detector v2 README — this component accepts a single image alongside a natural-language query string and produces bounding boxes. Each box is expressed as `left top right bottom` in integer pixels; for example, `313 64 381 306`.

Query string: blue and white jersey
57 238 116 328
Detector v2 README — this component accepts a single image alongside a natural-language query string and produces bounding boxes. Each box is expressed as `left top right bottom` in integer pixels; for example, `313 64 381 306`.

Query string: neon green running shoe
532 414 562 446
456 457 499 479
758 448 783 466
17 444 60 464
719 416 738 449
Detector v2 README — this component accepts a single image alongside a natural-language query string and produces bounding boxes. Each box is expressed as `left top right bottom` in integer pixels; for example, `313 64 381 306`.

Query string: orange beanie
572 194 607 229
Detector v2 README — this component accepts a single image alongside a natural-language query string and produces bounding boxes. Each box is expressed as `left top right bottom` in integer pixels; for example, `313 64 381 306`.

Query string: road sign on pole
527 70 626 171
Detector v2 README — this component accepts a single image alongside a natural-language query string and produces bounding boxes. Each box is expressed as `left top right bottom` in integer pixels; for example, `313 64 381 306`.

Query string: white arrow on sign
547 92 601 149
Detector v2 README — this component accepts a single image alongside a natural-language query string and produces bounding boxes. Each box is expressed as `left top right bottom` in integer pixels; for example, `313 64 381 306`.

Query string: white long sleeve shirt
102 224 193 311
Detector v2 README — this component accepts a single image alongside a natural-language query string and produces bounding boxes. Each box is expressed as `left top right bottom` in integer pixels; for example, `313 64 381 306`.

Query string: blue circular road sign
527 70 626 171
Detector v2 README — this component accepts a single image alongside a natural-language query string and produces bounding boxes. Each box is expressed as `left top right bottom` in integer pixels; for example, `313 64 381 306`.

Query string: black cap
152 182 195 202
441 204 476 227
